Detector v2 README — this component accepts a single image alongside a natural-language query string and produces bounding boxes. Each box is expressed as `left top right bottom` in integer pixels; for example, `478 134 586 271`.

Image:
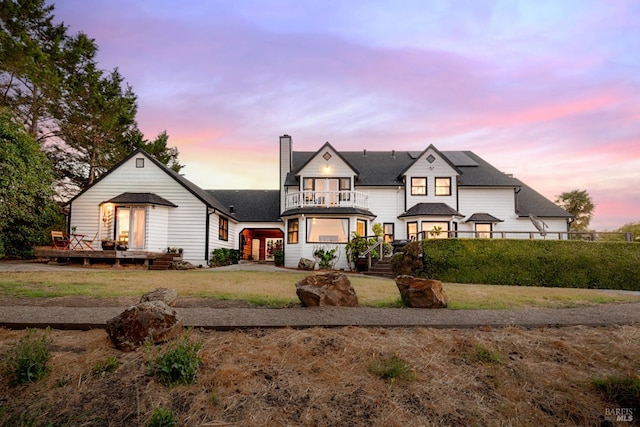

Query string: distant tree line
0 0 183 257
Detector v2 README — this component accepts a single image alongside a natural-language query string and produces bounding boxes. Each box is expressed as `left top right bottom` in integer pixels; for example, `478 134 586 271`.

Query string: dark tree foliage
0 109 62 257
555 189 595 232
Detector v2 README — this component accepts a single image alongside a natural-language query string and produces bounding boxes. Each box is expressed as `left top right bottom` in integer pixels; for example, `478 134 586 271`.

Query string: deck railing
285 190 369 209
407 230 634 242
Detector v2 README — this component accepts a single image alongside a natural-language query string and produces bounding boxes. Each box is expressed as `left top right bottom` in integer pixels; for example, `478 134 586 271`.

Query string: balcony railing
285 190 369 210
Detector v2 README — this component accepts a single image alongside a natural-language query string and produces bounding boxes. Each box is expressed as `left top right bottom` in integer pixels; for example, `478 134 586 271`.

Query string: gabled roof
398 144 462 177
289 148 521 188
292 141 359 177
207 190 281 222
399 203 463 218
104 192 177 207
66 149 235 219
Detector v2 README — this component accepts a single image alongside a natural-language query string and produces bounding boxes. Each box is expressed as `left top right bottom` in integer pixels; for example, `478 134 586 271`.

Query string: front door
116 207 146 249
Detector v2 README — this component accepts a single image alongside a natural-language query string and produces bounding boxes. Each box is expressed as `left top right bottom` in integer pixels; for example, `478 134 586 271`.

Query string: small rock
297 257 316 271
395 275 448 308
172 260 196 270
140 288 178 306
106 301 183 351
296 272 358 307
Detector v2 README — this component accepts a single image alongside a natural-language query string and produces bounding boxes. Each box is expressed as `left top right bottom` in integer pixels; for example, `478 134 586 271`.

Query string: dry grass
0 325 638 426
1 269 639 309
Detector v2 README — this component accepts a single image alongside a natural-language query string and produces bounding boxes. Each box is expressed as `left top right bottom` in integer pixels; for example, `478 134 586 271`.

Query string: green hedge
421 239 640 291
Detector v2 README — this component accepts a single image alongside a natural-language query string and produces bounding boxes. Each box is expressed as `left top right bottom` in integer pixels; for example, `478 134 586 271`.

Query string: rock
106 301 183 351
296 272 359 307
395 275 448 308
172 260 196 270
140 288 178 306
297 257 316 271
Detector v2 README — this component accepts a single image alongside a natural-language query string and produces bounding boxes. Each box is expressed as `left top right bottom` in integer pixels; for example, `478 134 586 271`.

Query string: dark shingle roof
399 203 463 218
464 213 504 223
290 150 521 187
104 192 177 207
514 181 573 218
281 207 376 217
207 190 281 222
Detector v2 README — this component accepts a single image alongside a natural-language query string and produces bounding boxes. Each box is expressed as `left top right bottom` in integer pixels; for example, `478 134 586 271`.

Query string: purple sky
52 0 640 230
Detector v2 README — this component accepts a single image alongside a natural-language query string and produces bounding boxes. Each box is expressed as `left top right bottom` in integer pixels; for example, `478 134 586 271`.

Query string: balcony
285 190 369 210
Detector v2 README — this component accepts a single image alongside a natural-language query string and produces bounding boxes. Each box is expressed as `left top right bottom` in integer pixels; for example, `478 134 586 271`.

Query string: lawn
1 268 639 308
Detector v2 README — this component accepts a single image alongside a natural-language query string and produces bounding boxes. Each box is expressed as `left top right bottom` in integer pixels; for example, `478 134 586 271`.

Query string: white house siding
146 206 170 253
69 154 210 265
359 186 405 239
403 148 458 210
283 215 304 268
457 187 567 239
298 145 356 181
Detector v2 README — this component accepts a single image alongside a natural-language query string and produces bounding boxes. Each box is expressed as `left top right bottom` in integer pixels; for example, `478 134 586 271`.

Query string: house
66 135 572 269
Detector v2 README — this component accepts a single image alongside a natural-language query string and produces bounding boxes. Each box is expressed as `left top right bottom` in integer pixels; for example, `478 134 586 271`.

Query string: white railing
285 190 369 209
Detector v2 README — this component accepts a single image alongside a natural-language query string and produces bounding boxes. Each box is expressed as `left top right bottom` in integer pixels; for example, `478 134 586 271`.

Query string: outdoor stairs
149 254 179 271
364 257 395 279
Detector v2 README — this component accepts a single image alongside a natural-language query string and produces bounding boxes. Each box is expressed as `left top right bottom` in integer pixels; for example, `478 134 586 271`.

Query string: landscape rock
172 260 196 270
105 301 183 351
395 275 448 308
296 272 359 307
140 288 178 306
297 257 316 271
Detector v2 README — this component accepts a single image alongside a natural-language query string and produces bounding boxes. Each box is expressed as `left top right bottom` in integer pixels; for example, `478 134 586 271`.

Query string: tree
555 189 595 232
0 108 62 257
616 221 640 241
0 0 65 140
134 130 184 173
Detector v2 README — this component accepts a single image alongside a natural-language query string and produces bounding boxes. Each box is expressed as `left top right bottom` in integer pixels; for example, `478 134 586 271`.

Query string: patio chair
81 232 98 251
51 231 70 250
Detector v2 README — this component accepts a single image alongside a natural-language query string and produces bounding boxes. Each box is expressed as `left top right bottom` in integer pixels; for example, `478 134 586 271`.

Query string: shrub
390 241 424 277
145 406 177 427
313 245 339 269
3 328 51 385
92 357 120 377
420 239 640 290
273 249 284 266
465 344 503 364
147 333 203 386
368 353 415 382
593 373 640 410
209 248 239 267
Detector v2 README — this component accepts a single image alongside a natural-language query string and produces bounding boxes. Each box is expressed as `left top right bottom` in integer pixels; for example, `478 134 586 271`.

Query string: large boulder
106 301 183 351
140 288 178 306
296 272 359 307
395 275 448 308
298 257 316 271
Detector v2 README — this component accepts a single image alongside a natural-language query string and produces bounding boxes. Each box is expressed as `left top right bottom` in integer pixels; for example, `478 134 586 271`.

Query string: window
435 177 451 196
357 219 366 237
384 223 394 243
411 177 427 195
306 218 348 243
422 221 449 239
136 158 144 168
339 178 351 201
407 222 418 241
287 219 299 244
475 223 492 239
219 217 229 241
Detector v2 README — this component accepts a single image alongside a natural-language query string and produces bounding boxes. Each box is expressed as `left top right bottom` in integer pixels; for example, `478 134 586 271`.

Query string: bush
273 249 284 266
419 239 640 290
209 248 239 267
145 406 177 427
147 333 203 386
2 328 51 385
390 241 424 277
593 373 640 410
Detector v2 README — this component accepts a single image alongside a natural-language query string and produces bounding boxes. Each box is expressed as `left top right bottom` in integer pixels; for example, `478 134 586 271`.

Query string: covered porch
239 228 284 262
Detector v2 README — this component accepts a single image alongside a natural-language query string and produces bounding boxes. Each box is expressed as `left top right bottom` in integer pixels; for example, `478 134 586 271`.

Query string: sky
52 0 640 230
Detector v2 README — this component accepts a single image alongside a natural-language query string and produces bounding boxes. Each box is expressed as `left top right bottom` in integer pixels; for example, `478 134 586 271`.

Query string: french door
116 207 146 249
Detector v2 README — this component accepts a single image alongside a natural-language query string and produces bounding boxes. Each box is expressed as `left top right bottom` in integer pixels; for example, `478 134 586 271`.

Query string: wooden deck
34 247 181 269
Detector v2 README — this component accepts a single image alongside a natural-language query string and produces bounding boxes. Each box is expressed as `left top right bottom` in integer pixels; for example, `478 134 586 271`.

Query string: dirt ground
0 319 638 426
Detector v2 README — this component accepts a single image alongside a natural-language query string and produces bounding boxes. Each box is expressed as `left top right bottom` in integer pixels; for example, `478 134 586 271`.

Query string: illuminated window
411 177 427 195
306 218 348 243
435 177 451 196
475 223 492 238
219 217 229 241
288 219 299 244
